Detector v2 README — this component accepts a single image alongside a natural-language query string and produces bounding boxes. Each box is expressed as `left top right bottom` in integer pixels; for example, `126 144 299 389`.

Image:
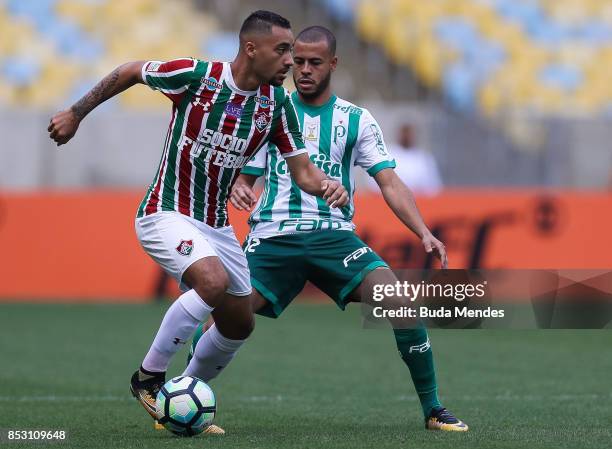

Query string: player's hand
230 182 258 211
321 179 348 208
48 109 80 146
422 233 448 268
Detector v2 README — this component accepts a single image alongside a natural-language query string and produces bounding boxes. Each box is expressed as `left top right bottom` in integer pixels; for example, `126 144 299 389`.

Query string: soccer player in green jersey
47 12 349 434
187 26 468 432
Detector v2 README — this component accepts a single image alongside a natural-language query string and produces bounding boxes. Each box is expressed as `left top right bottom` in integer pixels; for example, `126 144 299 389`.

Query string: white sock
182 323 245 382
142 289 213 373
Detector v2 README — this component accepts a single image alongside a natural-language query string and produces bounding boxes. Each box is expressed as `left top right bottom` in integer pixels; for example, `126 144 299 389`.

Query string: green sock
393 327 441 417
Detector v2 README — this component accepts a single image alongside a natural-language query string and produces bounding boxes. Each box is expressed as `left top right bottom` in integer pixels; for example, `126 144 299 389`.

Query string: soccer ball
155 376 216 436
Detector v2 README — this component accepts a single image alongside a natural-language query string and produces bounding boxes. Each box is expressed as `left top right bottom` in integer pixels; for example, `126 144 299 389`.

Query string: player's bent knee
183 258 230 305
194 275 229 303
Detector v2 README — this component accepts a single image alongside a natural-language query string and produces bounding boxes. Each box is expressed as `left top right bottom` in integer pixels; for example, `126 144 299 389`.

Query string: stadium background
0 1 610 448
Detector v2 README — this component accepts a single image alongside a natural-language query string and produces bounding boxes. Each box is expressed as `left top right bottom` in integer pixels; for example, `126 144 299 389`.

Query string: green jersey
243 92 396 238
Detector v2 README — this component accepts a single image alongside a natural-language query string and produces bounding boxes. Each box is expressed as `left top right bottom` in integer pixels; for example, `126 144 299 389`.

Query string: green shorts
244 230 388 318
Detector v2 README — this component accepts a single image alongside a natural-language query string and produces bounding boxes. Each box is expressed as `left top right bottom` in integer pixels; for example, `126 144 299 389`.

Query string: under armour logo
192 99 210 111
173 337 186 345
215 366 223 371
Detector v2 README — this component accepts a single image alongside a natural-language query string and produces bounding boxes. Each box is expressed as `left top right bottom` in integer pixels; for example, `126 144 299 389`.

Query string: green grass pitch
0 302 610 448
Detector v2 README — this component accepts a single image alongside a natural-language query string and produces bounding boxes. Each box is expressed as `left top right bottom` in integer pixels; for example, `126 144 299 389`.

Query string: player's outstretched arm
230 174 259 211
48 61 146 146
285 153 349 208
374 168 448 268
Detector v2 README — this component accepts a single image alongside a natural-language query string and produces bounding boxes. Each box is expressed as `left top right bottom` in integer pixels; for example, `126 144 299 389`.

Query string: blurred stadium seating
347 0 612 116
2 0 611 116
0 0 610 188
0 0 230 109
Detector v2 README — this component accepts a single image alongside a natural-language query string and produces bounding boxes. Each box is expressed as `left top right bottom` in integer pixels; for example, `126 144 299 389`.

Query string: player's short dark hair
239 10 291 37
296 26 337 56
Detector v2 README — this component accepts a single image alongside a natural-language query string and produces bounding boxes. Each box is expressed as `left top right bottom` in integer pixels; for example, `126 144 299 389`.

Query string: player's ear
244 41 257 59
330 56 338 72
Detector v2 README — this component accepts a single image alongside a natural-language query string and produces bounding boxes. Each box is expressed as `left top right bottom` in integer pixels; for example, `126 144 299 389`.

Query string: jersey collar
292 91 337 117
223 62 259 96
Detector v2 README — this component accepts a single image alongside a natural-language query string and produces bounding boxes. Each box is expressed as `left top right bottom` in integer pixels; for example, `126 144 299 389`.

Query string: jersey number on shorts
244 238 261 253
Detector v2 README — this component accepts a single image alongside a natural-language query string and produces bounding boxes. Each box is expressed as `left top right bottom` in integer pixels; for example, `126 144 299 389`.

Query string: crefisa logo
202 76 222 91
255 95 275 109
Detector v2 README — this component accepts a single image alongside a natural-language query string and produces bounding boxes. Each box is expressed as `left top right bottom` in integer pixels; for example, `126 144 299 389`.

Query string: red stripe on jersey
242 84 272 160
164 92 185 105
176 138 194 215
148 59 197 105
156 58 196 74
177 62 224 215
145 106 176 215
269 95 294 155
204 93 245 226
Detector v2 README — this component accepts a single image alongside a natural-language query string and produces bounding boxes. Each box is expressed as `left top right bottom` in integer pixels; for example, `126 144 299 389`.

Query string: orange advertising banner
0 190 610 301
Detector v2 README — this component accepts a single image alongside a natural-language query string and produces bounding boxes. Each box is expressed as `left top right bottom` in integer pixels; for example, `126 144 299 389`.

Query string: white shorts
135 211 251 296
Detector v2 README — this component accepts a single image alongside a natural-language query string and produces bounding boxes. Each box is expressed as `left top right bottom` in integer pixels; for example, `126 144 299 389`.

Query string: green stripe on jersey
242 166 265 177
214 95 257 227
259 147 278 221
192 83 232 221
340 111 361 220
314 104 333 218
287 107 305 218
160 94 192 211
145 70 193 91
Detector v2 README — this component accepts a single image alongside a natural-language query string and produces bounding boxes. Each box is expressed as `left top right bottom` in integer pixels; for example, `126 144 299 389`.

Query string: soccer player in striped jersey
189 26 468 432
47 11 348 433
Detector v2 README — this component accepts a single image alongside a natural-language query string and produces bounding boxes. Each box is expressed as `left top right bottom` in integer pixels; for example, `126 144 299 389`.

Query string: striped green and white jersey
136 59 306 228
243 92 396 238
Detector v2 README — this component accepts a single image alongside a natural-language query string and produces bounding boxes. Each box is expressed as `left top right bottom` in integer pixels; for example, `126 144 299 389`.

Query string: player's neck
297 89 333 107
229 58 261 92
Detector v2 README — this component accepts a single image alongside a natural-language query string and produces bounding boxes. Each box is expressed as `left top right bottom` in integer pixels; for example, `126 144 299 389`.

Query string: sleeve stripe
241 166 265 176
154 85 189 94
281 149 308 158
366 159 396 176
148 66 196 78
142 59 197 82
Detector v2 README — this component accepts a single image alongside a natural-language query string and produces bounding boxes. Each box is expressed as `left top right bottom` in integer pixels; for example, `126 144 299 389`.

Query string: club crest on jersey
305 123 319 141
254 95 275 109
202 76 222 91
146 62 162 72
254 112 270 132
176 239 193 256
224 102 244 118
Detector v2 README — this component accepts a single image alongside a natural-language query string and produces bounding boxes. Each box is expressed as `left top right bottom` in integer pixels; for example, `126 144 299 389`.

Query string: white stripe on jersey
247 95 395 239
148 60 196 77
171 95 196 210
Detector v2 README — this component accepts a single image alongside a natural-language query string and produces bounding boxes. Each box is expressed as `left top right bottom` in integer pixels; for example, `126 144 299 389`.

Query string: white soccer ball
155 376 216 436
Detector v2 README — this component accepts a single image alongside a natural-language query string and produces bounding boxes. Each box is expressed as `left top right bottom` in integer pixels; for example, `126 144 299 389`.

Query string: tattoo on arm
70 67 121 121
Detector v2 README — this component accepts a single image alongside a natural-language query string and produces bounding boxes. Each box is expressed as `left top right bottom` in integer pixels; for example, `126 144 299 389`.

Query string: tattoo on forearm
71 67 121 120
